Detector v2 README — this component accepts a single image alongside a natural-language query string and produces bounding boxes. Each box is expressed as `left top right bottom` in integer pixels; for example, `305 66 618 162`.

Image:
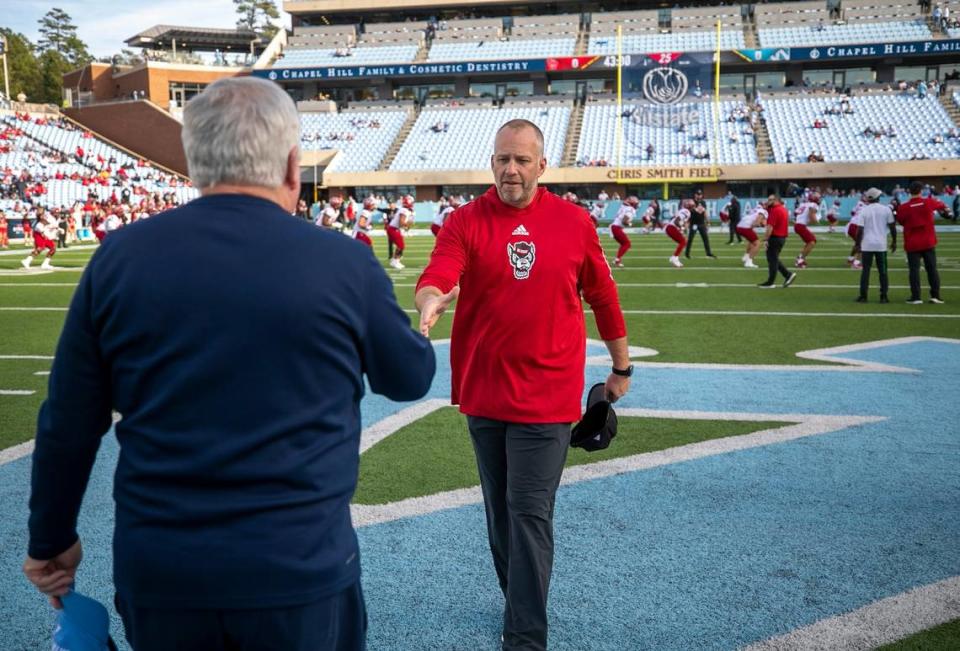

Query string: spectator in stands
918 80 928 99
23 75 436 651
646 143 655 160
934 3 943 26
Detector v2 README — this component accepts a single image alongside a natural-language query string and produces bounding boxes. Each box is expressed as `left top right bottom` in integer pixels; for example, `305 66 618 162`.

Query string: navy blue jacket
28 194 436 608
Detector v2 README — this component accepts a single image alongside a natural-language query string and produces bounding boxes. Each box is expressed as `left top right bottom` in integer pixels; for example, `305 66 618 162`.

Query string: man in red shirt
416 119 631 651
896 181 950 304
758 194 797 288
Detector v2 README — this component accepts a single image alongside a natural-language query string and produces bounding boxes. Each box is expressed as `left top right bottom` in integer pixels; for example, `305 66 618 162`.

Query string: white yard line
351 411 885 527
0 389 34 395
401 308 960 319
742 575 960 651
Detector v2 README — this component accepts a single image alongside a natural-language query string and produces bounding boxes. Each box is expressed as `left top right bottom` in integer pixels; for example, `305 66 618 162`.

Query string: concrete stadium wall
64 101 189 176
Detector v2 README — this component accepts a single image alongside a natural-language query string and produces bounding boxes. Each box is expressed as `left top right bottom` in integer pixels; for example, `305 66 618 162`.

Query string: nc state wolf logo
507 241 536 280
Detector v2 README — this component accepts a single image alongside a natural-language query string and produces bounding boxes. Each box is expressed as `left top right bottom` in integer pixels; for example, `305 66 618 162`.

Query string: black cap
570 384 618 452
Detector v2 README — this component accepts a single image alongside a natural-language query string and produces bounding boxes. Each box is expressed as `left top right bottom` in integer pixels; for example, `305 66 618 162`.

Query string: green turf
354 406 791 504
1 232 959 448
876 618 960 650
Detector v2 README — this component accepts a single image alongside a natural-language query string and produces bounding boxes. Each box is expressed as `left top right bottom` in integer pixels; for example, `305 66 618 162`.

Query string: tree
38 49 71 104
36 8 91 66
0 28 43 102
234 0 281 39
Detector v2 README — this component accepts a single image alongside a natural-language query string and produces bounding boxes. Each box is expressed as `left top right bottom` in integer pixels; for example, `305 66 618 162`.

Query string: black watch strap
612 364 634 377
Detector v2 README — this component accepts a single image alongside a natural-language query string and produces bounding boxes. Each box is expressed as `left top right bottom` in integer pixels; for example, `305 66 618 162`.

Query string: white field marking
0 440 34 465
33 371 49 376
0 355 54 360
743 575 960 651
0 283 79 287
0 307 68 312
0 389 34 395
360 399 448 454
0 268 83 276
0 245 97 257
402 308 960 319
392 283 960 290
351 410 885 527
609 267 960 272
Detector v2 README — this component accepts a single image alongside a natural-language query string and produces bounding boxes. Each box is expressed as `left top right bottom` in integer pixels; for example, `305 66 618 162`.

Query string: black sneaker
929 297 945 304
783 273 797 288
757 282 776 288
708 254 718 259
906 298 923 305
855 296 867 303
880 296 889 304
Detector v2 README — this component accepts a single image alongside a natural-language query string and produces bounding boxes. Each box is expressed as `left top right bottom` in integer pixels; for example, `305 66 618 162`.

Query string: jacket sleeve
416 209 467 295
579 216 627 341
28 263 113 559
361 252 436 402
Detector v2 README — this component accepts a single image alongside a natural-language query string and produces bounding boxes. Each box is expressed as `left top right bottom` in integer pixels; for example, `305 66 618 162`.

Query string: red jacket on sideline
417 186 626 423
895 196 946 252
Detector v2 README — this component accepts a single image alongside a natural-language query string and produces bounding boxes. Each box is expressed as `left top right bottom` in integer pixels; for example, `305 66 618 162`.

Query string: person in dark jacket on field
23 76 437 651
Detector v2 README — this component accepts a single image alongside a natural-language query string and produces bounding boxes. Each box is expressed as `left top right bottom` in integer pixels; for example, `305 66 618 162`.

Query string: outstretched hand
418 286 460 337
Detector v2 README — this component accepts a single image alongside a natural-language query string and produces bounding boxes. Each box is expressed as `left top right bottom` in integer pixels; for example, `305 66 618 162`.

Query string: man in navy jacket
23 76 436 650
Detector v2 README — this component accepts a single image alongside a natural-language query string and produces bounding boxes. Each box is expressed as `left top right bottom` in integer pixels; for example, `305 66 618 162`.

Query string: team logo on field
507 241 536 280
642 66 689 105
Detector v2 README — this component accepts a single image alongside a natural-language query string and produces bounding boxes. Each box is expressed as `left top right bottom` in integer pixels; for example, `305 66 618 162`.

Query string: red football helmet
363 196 377 209
401 194 415 210
625 196 640 207
329 196 343 208
682 199 695 210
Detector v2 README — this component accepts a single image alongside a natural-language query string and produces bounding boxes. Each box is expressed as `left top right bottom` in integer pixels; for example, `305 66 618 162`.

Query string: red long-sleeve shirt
767 203 789 237
417 186 626 423
895 196 946 252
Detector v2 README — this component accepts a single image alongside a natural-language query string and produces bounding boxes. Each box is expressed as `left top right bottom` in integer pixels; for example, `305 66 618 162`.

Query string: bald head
491 119 547 209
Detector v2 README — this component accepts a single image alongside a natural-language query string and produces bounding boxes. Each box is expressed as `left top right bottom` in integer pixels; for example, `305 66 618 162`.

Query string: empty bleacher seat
389 104 570 171
299 110 408 172
763 93 959 162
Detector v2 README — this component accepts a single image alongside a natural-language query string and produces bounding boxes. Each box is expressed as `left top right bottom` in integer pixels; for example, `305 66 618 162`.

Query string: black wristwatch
612 364 634 377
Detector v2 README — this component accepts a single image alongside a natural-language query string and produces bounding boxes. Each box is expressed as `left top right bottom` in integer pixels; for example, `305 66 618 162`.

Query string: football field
0 228 958 649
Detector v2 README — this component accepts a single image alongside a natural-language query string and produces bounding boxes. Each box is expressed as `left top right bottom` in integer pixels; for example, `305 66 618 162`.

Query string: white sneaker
669 256 683 268
21 257 32 268
741 253 749 263
394 260 405 269
388 259 399 269
41 259 52 270
744 260 758 268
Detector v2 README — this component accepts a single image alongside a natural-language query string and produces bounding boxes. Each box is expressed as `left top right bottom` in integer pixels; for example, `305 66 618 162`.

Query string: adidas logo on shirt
512 224 530 236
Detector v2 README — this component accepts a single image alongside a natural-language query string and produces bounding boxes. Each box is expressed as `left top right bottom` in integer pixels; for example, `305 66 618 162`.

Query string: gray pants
467 417 571 651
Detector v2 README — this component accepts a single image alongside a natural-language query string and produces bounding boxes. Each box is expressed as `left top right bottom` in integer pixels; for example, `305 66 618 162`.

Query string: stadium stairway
379 107 421 170
414 39 430 63
574 22 589 56
743 17 759 49
939 93 960 125
561 101 585 167
754 117 774 163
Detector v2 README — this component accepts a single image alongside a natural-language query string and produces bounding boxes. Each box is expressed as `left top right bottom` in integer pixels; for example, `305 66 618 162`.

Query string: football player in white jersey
665 200 692 267
610 196 638 267
644 197 662 231
736 203 767 268
589 199 605 227
21 210 60 270
432 195 460 236
793 192 820 269
387 194 414 269
316 196 343 232
847 200 865 269
353 196 378 247
825 198 840 232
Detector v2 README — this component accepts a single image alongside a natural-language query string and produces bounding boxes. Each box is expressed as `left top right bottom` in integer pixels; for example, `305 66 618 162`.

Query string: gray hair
181 76 300 189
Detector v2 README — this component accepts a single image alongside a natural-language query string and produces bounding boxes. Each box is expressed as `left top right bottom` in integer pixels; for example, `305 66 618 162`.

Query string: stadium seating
763 92 960 162
576 99 759 166
428 38 575 61
278 45 419 67
389 102 570 170
756 0 931 47
589 8 746 54
1 113 199 209
299 110 409 172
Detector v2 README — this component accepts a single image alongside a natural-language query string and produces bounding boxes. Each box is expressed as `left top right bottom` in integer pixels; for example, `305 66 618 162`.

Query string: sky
4 1 292 57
